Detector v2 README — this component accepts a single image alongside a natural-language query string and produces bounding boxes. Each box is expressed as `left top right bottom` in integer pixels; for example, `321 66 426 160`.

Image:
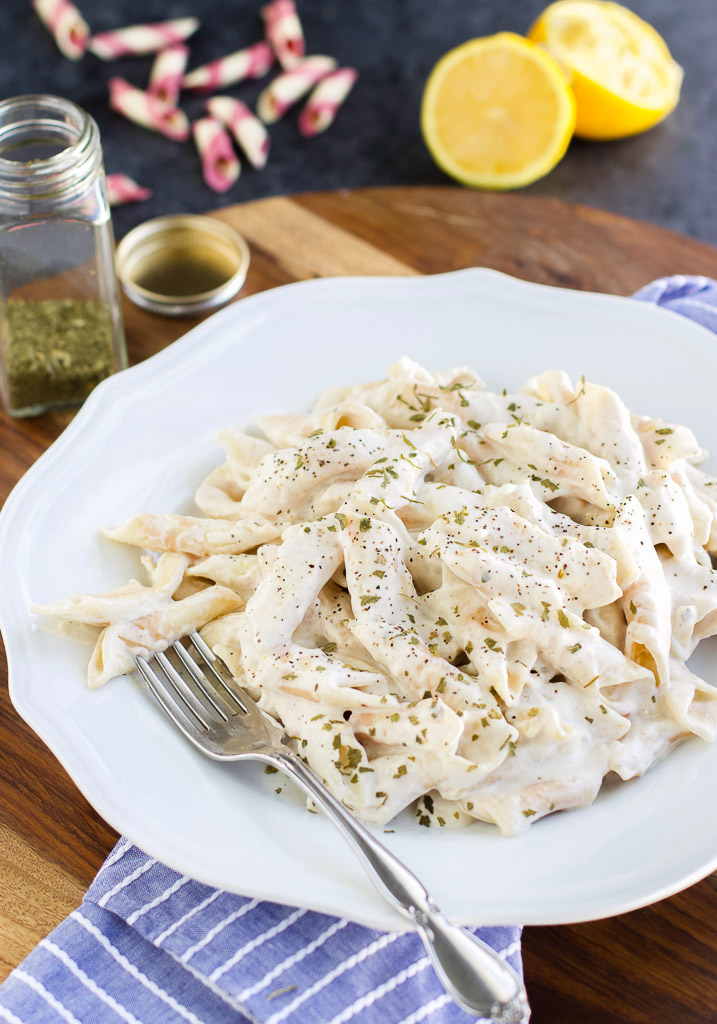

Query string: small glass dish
115 214 250 318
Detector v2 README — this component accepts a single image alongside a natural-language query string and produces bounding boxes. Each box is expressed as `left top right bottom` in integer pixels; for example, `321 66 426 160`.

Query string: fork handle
268 750 527 1023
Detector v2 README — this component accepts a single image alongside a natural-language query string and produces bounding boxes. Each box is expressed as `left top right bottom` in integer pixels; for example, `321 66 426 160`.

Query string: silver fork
135 633 528 1023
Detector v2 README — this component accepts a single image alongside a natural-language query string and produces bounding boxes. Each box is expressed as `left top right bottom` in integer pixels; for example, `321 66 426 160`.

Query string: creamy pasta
33 358 717 834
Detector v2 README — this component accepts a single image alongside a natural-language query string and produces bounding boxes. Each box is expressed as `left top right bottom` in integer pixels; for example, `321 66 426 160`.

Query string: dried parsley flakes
3 298 118 413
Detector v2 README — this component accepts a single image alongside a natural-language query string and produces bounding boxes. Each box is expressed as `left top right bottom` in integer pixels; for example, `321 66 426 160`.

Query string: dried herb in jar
3 298 116 413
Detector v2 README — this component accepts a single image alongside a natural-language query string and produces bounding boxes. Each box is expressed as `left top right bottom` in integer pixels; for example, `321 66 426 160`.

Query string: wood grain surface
2 186 717 1022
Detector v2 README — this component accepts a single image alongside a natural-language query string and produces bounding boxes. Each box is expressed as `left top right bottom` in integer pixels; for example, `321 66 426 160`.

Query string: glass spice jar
0 94 126 417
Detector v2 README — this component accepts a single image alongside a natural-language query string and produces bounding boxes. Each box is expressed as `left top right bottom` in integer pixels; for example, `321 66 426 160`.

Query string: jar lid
115 214 250 317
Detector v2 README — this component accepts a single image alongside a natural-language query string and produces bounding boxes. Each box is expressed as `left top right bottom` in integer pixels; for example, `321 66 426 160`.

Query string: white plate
3 269 717 930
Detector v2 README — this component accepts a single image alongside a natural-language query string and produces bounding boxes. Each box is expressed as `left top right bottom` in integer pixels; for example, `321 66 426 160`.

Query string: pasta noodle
32 358 717 834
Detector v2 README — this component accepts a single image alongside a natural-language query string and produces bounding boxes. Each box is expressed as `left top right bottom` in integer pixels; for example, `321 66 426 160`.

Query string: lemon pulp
421 33 576 190
529 1 683 139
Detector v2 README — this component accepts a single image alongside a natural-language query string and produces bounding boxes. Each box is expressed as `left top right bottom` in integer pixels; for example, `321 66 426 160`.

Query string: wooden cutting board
2 186 717 1023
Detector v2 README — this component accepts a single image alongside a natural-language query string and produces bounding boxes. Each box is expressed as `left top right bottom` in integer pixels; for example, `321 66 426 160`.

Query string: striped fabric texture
0 840 523 1024
1 275 713 1024
632 274 717 330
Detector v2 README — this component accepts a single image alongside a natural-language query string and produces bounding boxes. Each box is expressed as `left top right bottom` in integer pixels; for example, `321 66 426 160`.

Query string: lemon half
529 1 683 139
421 32 576 190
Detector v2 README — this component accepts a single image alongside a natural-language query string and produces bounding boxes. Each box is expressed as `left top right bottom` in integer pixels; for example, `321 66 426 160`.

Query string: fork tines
136 632 247 732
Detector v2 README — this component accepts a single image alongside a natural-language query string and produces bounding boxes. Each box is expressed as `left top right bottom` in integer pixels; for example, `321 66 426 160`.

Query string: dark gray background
1 0 714 241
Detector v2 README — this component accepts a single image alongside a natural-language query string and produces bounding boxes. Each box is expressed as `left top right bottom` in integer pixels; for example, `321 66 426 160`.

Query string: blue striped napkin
2 275 714 1024
0 838 523 1024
